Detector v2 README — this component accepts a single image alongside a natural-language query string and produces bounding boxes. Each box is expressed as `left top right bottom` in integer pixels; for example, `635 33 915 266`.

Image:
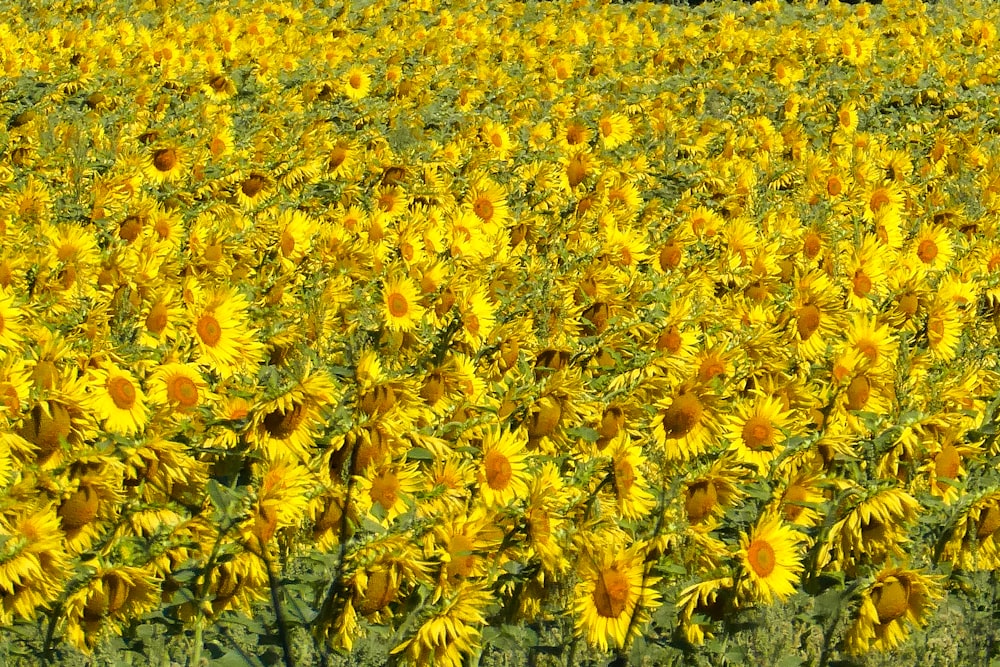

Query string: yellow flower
0 288 24 351
845 567 943 655
676 576 734 646
143 145 185 184
382 275 425 333
726 394 797 471
653 384 718 461
573 542 661 651
736 515 804 604
189 288 263 378
476 426 529 508
343 65 371 101
146 363 213 415
86 365 147 435
609 439 656 520
597 112 634 151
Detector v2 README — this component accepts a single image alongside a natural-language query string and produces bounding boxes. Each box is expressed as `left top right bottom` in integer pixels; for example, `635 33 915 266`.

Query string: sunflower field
4 0 1000 665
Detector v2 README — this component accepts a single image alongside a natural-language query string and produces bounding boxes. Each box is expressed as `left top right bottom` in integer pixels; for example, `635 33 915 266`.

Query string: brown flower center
873 578 910 624
369 470 400 511
742 416 775 451
263 403 306 439
387 292 409 318
153 148 178 172
484 450 513 490
685 480 718 523
593 567 630 618
917 239 938 263
473 197 494 222
796 304 821 340
167 375 199 408
660 393 702 439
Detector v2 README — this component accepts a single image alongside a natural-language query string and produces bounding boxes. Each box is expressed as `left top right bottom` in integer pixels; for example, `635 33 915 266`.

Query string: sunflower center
802 232 821 259
927 316 945 346
685 480 718 523
593 567 630 618
210 136 227 157
565 124 586 145
167 375 199 408
977 505 1000 541
851 270 871 298
656 326 683 353
108 376 136 410
934 443 961 485
58 485 99 530
827 176 843 196
898 292 919 317
659 242 682 271
144 302 168 334
873 578 910 624
447 534 476 580
153 148 178 172
280 230 295 257
472 197 494 221
796 304 821 340
527 397 562 439
196 314 222 346
861 518 886 544
615 459 635 494
387 292 409 318
917 239 938 263
263 403 306 439
782 484 809 522
370 471 400 510
241 175 265 198
698 357 725 383
846 375 870 411
869 188 890 211
600 119 613 137
660 393 703 439
857 340 879 364
0 384 19 413
328 147 348 170
743 417 775 451
746 539 776 577
484 450 513 490
566 155 588 187
358 568 397 615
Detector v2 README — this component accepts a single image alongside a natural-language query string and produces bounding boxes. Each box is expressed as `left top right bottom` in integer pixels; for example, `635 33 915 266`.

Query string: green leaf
776 657 804 667
207 479 236 515
406 447 434 461
566 426 600 442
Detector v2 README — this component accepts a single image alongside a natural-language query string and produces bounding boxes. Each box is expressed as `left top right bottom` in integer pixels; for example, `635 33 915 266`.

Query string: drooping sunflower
652 383 719 461
940 491 1000 571
389 582 492 667
817 487 920 573
85 364 148 436
382 274 426 333
247 371 337 463
925 297 962 362
845 567 943 655
573 543 661 652
0 507 71 624
241 461 316 548
608 439 656 520
355 457 424 526
736 514 805 605
475 426 530 508
676 575 735 646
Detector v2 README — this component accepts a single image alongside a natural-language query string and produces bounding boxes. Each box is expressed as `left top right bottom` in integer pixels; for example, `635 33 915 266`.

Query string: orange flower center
108 376 136 410
935 443 961 486
167 375 199 408
852 269 872 297
977 505 1000 541
387 292 409 318
846 375 871 411
656 326 683 353
197 314 222 346
153 148 177 172
827 176 843 197
697 357 725 383
484 450 513 490
1 383 20 413
566 155 588 188
802 232 822 259
927 315 945 346
660 393 703 439
328 147 348 171
796 304 821 340
145 302 168 334
917 238 938 263
869 187 891 211
369 470 400 511
593 567 630 618
659 242 682 270
746 539 776 577
742 416 775 451
472 197 494 222
280 230 295 258
349 73 362 89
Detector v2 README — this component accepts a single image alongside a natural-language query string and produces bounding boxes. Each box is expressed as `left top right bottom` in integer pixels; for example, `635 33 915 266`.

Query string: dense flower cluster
2 0 1000 662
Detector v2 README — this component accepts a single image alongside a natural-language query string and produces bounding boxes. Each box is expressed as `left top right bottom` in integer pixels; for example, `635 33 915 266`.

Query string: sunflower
343 65 371 101
608 439 656 520
476 426 529 508
355 457 423 526
817 487 920 573
940 491 1000 571
189 288 263 378
382 275 426 333
0 288 24 351
465 178 510 228
726 394 797 471
241 461 315 548
63 566 159 651
597 112 634 151
0 507 70 624
146 363 214 416
736 514 804 604
233 171 274 210
652 384 719 461
433 508 502 587
676 576 735 646
910 224 954 272
274 208 315 268
480 119 515 160
790 269 843 361
247 371 336 462
390 582 491 667
573 543 661 651
773 472 827 529
843 314 896 371
139 289 185 347
925 298 962 362
85 364 147 435
523 462 571 575
845 567 943 655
